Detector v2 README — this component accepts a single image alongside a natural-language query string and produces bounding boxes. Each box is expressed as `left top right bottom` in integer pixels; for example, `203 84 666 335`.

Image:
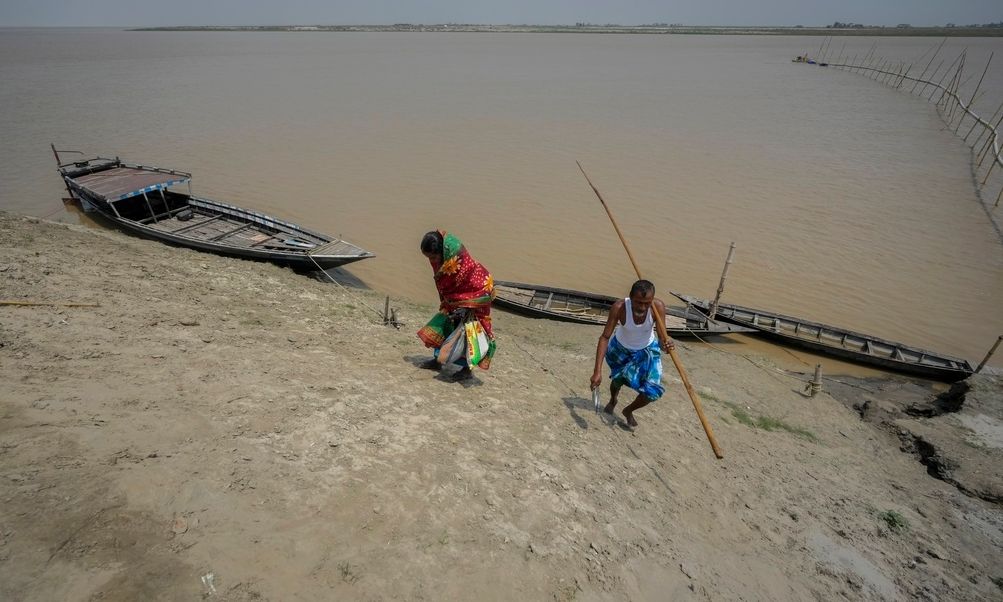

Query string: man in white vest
590 279 674 428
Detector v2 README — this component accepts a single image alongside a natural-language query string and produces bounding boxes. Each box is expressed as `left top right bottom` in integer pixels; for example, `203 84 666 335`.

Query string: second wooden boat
493 281 755 337
672 292 974 382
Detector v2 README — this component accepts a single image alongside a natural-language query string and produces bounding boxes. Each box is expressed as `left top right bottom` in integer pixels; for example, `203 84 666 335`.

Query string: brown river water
2 29 1002 372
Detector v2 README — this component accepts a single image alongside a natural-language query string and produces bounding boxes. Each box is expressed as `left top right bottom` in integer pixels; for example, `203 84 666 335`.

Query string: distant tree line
828 21 1003 29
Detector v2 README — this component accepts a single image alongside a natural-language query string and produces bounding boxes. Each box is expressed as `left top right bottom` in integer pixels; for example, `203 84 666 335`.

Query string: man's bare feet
420 358 441 371
622 410 638 428
454 367 473 380
603 400 618 414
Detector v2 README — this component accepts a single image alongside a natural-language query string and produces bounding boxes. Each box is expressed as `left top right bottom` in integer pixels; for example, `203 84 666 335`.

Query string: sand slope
1 212 1000 601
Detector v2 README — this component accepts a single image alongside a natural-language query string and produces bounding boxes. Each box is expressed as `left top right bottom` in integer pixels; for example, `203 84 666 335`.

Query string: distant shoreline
131 24 1003 37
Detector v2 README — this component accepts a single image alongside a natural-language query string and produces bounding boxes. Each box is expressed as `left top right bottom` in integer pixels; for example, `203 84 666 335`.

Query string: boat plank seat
303 239 351 256
139 205 194 225
167 214 226 235
209 222 254 242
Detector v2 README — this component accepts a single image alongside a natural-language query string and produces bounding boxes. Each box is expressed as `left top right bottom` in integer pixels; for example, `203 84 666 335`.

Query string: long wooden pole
576 161 723 459
1 300 100 307
955 52 993 133
911 38 946 93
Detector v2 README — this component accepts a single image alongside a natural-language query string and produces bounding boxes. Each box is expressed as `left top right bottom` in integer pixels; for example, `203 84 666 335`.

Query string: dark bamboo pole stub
576 161 724 459
807 364 823 397
975 335 1003 374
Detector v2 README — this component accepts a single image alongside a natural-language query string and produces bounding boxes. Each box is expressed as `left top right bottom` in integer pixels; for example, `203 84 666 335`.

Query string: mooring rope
305 252 401 329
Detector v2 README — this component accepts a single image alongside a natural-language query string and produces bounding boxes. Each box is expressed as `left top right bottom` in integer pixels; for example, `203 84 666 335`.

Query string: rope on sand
305 252 402 329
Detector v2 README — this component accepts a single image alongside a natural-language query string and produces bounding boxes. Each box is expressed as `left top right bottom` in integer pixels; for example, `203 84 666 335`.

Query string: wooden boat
53 152 374 270
672 293 974 382
492 281 755 337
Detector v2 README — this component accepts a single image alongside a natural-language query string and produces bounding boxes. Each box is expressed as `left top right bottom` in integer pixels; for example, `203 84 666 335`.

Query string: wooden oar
577 161 723 459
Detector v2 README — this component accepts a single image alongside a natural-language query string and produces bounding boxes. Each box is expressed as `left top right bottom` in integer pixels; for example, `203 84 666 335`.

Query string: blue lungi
605 335 664 401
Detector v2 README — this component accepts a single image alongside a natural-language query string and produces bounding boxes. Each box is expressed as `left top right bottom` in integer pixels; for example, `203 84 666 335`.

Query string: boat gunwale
493 281 755 334
671 292 974 375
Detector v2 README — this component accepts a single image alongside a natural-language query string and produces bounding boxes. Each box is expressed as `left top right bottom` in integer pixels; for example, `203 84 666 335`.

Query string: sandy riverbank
1 211 1001 601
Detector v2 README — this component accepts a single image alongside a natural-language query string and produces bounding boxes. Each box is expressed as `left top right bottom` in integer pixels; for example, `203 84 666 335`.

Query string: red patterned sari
417 231 496 368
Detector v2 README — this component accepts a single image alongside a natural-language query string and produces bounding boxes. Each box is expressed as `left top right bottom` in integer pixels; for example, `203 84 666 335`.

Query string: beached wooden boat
493 281 755 337
53 153 374 270
672 293 974 382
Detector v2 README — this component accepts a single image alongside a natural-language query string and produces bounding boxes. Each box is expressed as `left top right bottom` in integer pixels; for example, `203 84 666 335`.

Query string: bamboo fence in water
804 39 1003 225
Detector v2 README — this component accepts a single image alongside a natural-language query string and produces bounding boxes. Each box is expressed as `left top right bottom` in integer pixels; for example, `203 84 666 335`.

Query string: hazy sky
1 1 999 28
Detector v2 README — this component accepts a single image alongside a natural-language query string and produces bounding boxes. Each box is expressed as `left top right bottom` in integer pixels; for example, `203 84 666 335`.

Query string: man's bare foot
454 367 473 380
622 410 638 428
603 400 618 414
420 358 441 370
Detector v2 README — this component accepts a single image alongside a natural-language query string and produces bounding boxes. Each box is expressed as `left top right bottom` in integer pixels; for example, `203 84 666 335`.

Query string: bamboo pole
980 145 1000 186
975 335 1003 373
911 38 946 93
846 54 858 72
875 61 888 82
872 59 886 80
860 43 878 73
883 61 897 83
815 36 827 62
956 52 993 133
975 113 1003 164
918 59 945 98
708 242 736 321
927 51 965 101
1 300 100 307
945 54 966 120
976 112 1003 169
849 49 864 73
865 52 881 76
880 61 894 83
936 52 965 107
890 63 905 86
896 63 913 88
966 98 1003 143
577 161 723 460
884 63 901 85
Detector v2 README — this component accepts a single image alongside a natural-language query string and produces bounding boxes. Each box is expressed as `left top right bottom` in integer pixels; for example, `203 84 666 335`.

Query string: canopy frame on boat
68 161 193 221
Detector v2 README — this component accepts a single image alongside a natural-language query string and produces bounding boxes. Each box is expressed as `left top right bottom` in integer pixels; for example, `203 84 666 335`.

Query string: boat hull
58 160 374 271
494 281 755 337
672 293 974 382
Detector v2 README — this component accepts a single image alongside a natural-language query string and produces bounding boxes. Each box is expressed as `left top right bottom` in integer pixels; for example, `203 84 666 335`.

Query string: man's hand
590 370 602 390
661 338 675 352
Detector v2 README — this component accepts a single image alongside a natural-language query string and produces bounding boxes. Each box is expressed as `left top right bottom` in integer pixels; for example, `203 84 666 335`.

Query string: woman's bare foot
420 358 441 371
454 367 473 380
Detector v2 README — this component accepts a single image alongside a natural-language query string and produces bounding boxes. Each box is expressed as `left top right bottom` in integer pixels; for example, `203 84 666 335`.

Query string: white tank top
615 297 655 350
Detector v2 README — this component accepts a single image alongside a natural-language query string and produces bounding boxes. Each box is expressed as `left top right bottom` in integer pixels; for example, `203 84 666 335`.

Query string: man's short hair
629 279 655 298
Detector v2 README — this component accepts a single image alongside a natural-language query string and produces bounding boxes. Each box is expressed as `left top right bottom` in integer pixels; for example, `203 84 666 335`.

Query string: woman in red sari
417 230 496 377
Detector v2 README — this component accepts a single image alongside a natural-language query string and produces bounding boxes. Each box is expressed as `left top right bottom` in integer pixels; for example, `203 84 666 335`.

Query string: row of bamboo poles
804 37 1003 211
